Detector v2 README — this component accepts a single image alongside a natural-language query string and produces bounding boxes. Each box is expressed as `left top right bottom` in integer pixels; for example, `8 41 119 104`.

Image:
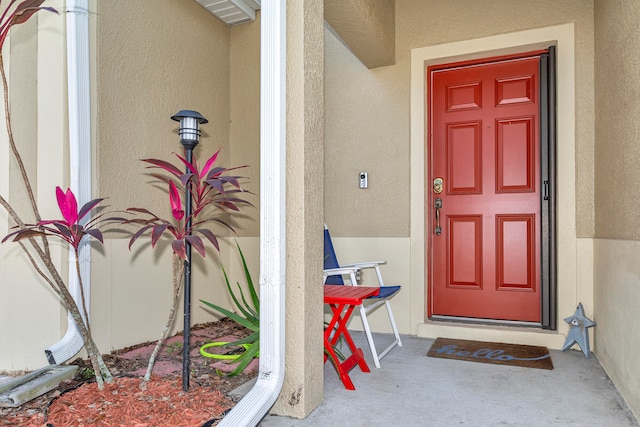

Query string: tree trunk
143 254 184 383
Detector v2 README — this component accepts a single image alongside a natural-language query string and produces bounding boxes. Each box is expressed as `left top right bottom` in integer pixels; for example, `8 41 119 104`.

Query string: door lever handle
434 197 442 236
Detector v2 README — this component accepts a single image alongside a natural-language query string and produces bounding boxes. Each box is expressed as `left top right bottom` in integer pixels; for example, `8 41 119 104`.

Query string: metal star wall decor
562 303 596 358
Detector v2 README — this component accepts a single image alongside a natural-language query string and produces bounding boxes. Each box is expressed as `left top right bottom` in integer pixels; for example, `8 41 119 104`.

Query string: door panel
429 54 542 322
496 214 535 290
449 215 482 288
447 122 481 194
496 118 535 192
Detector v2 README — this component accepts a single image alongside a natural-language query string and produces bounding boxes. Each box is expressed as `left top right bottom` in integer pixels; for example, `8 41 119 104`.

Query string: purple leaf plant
121 149 251 382
125 150 249 260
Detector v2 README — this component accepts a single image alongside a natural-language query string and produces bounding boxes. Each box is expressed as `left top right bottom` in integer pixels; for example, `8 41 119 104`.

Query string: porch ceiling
194 0 261 26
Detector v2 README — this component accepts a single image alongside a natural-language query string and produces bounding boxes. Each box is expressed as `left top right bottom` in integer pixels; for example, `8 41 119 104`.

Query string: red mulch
45 377 230 426
0 319 258 427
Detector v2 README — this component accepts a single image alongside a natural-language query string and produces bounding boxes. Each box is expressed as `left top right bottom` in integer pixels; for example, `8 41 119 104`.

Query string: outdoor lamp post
171 110 208 391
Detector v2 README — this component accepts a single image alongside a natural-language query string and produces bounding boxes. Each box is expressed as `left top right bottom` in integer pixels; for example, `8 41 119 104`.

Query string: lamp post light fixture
171 110 208 391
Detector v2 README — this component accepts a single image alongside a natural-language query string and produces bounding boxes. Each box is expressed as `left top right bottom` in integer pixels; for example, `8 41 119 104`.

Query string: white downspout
45 0 92 365
218 1 286 425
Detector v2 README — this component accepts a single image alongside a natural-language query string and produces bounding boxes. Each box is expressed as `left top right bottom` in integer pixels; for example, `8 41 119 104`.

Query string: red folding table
324 284 380 390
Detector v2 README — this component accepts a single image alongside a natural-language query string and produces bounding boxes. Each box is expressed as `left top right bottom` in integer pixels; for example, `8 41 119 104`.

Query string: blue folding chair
323 225 402 368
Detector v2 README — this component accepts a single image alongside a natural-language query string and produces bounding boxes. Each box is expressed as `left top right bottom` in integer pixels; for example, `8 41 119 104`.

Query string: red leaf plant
3 187 118 338
0 2 114 389
5 187 108 251
121 150 251 382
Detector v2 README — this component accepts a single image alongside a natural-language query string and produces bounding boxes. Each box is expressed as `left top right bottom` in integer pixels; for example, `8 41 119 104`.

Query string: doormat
427 338 553 370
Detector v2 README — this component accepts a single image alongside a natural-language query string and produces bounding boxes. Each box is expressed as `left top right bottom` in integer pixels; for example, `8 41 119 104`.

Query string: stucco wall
324 0 594 238
270 0 325 417
324 0 395 68
96 0 231 217
594 0 640 420
230 14 261 237
0 1 67 371
92 0 241 352
594 0 640 239
593 240 640 421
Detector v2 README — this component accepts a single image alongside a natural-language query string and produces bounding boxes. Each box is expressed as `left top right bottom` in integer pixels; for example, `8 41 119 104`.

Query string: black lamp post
171 110 208 391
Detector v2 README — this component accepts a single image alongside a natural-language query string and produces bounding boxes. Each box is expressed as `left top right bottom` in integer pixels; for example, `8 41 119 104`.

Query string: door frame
409 24 580 346
539 47 557 329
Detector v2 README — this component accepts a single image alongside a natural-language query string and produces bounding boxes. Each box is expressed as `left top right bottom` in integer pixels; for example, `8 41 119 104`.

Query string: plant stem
74 248 91 336
0 195 112 389
143 253 184 382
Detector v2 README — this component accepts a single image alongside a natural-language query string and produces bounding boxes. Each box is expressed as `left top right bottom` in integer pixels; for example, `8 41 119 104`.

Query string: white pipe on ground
217 1 286 425
45 0 92 365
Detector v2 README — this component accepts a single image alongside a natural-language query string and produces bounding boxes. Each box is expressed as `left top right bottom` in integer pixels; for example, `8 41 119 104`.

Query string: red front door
428 53 543 322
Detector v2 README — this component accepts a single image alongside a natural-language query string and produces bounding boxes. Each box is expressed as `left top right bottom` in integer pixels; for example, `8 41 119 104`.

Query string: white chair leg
385 300 402 348
359 305 381 368
359 300 402 368
372 300 402 362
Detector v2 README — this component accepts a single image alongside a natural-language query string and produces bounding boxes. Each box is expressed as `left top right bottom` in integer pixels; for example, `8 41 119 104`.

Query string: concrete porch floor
258 332 638 426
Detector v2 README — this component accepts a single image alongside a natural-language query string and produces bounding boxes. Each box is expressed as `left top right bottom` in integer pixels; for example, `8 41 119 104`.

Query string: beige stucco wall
594 0 640 239
324 0 395 69
0 1 67 371
325 0 594 238
593 240 640 420
593 0 640 419
324 24 409 237
230 14 261 237
270 0 325 417
96 0 231 218
92 0 243 352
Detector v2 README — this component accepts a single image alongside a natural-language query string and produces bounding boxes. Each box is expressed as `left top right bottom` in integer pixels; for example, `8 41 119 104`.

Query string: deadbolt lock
433 177 443 194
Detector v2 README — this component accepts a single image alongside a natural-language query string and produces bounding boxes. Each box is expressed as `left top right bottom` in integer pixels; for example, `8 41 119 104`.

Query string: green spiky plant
200 242 259 377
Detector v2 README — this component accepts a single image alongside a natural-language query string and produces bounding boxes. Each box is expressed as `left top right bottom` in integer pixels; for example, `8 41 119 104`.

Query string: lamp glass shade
179 116 200 142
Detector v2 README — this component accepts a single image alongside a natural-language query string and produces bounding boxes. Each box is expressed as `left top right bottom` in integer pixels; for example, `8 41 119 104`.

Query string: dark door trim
540 46 557 330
